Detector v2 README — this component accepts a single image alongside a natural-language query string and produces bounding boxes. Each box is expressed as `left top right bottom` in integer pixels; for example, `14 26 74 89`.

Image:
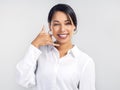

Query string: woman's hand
31 26 59 48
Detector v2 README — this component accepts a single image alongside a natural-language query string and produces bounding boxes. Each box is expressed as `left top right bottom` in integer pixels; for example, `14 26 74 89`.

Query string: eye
65 22 72 25
53 23 60 26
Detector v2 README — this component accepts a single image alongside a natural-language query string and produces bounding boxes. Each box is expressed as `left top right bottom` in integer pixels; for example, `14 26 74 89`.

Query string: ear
73 26 76 31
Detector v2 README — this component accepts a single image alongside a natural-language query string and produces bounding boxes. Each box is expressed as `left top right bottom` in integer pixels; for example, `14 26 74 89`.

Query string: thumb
40 25 46 33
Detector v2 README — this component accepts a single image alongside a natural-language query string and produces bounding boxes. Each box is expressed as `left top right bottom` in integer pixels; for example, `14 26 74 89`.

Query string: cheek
51 27 60 35
52 30 58 37
50 25 59 32
52 26 60 31
70 27 75 33
70 30 74 36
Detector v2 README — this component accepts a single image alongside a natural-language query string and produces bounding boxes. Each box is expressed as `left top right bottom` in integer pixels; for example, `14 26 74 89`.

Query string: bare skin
32 11 76 58
31 25 73 58
55 41 73 58
31 26 59 48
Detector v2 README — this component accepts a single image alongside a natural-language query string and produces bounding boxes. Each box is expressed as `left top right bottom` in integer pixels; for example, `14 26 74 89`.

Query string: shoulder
72 45 94 65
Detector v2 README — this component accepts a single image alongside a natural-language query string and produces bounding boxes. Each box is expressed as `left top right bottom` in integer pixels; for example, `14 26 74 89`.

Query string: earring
48 30 53 35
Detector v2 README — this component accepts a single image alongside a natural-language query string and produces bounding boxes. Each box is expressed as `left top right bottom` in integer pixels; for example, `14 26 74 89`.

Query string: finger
40 25 46 33
45 41 53 46
43 34 52 39
46 40 60 46
52 43 60 46
53 41 60 46
48 33 53 38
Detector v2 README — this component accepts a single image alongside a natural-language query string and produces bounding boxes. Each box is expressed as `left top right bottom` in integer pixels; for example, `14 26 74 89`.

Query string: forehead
52 11 70 21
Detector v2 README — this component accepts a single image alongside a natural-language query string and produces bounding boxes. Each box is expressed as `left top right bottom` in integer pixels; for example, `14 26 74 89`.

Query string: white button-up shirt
16 44 95 90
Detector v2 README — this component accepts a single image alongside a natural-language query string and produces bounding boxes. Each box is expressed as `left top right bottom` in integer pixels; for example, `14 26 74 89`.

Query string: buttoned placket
51 47 73 87
51 47 60 90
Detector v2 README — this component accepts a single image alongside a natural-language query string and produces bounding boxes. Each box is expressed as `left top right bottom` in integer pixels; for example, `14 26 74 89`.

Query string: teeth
59 34 66 37
58 34 67 38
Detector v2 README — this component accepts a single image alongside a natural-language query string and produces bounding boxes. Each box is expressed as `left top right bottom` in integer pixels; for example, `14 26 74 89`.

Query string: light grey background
0 0 120 90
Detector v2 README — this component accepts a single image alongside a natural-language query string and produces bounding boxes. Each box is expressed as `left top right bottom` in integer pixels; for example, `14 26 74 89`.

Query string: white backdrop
0 0 120 90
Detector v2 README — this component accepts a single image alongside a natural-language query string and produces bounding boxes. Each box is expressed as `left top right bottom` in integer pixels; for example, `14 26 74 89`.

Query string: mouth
57 33 69 39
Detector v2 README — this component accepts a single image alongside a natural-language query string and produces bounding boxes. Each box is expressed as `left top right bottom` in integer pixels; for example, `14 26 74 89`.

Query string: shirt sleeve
16 44 42 88
79 58 96 90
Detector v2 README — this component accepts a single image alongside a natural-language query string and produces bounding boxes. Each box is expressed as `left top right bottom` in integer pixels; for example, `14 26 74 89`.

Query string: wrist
31 41 40 48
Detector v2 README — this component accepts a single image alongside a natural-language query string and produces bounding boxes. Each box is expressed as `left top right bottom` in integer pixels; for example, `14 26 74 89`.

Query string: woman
16 4 95 90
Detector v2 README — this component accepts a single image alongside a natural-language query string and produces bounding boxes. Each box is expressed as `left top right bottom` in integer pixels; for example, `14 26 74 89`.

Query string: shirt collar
48 45 81 58
68 45 81 58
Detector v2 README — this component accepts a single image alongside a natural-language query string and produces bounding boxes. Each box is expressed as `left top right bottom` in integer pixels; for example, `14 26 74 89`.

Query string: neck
55 41 73 58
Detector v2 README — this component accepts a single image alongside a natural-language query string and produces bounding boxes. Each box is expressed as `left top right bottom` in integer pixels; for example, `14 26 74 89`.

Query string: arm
16 44 41 88
79 59 96 90
16 26 59 88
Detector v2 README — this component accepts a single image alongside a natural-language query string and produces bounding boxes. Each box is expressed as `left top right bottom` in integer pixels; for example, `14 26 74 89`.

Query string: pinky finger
52 43 60 46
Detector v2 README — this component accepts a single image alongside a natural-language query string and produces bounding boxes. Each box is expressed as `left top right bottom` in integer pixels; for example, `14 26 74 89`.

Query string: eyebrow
52 20 59 23
52 20 71 23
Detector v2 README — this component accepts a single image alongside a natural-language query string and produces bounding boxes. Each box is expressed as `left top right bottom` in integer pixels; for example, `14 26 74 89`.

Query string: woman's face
49 11 75 44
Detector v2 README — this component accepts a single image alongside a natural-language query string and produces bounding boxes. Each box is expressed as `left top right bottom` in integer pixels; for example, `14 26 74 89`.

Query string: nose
60 24 66 32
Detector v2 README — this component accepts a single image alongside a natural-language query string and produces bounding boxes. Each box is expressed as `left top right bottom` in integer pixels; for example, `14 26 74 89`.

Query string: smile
57 34 69 39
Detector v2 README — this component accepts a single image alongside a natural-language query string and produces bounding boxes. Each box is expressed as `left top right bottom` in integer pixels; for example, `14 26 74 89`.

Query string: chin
56 39 70 44
54 35 71 44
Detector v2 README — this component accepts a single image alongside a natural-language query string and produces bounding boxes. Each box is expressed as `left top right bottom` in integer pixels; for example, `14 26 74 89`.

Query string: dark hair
48 4 77 29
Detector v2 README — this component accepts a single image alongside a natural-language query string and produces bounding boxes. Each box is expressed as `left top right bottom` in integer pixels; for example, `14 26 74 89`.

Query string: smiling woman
16 3 96 90
49 11 75 46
